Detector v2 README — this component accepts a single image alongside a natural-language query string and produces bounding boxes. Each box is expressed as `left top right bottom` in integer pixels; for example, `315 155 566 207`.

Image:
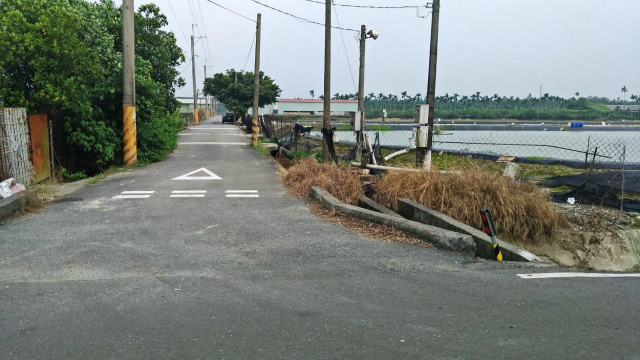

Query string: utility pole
356 25 377 163
122 0 137 167
356 25 366 162
191 24 198 125
204 61 209 119
322 0 331 163
251 13 262 147
417 0 439 169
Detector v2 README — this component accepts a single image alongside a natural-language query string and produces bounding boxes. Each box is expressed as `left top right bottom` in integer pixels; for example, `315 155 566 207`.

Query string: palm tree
621 86 628 101
309 90 315 98
400 91 408 110
575 91 580 97
333 93 340 100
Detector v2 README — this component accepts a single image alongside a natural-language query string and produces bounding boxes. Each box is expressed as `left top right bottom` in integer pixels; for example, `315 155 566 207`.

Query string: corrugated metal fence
0 108 35 185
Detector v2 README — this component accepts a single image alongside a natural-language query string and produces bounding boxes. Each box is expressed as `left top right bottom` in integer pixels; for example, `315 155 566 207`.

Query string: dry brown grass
373 167 564 244
283 157 362 205
309 202 432 248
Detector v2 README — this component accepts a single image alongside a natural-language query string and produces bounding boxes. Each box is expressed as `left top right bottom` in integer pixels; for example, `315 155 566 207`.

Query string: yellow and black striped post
251 117 259 147
480 209 503 261
123 106 137 167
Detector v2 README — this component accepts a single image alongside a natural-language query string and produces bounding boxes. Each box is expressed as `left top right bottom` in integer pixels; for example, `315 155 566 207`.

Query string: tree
575 91 580 97
203 69 281 120
400 91 408 110
309 90 314 98
1 0 187 172
621 86 628 101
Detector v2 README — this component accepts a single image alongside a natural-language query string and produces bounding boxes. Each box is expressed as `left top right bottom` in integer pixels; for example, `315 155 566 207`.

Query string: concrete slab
0 192 27 222
310 187 476 253
396 198 548 263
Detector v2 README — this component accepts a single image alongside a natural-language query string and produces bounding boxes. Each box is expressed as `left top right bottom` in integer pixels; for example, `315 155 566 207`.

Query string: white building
251 98 358 116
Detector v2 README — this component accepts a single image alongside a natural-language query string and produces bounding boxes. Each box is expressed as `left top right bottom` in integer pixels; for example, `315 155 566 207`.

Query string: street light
356 25 378 163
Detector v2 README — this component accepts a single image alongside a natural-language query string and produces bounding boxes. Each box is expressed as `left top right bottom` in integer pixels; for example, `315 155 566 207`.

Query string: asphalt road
1 116 638 359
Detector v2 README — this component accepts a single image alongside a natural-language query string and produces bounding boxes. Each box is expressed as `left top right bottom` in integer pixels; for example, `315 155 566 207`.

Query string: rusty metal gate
0 108 35 184
28 114 51 183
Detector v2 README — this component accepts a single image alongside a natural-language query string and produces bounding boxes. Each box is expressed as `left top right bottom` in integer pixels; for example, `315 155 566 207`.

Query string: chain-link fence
0 108 34 185
326 125 639 168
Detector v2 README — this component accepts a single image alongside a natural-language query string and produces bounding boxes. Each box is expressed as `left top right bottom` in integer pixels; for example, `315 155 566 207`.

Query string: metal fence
0 108 35 185
327 125 640 169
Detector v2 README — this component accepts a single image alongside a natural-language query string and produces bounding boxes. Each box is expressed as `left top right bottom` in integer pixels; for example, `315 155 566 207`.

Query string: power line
165 0 189 42
302 0 423 9
332 1 357 93
243 33 257 71
197 0 215 61
249 0 358 32
186 0 200 29
203 0 256 22
179 58 193 74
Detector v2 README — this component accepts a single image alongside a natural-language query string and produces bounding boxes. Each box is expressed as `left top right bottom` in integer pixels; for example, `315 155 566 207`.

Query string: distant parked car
222 113 235 124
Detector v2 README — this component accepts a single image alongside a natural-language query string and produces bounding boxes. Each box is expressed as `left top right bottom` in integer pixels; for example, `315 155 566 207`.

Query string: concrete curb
359 196 403 218
0 192 28 222
396 198 547 263
310 187 476 253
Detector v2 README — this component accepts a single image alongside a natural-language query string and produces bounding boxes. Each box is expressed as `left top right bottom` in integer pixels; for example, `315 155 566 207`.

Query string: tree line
0 0 185 175
315 91 639 120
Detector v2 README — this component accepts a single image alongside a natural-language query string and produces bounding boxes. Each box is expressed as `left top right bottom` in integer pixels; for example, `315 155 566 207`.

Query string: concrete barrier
0 192 27 222
358 196 403 218
310 187 476 253
396 198 546 263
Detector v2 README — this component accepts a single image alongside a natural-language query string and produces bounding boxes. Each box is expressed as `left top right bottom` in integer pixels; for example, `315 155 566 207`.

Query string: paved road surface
1 116 638 359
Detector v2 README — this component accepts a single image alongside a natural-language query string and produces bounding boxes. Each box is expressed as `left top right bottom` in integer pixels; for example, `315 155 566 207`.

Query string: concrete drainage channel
310 186 548 263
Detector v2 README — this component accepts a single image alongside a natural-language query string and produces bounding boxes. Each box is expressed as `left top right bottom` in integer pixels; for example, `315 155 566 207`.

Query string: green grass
255 139 271 155
371 124 392 131
86 166 126 185
379 149 583 179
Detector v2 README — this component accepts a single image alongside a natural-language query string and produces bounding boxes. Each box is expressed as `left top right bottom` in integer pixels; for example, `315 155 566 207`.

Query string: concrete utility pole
322 0 331 163
204 62 209 119
417 0 440 169
251 13 262 147
356 25 366 162
191 25 198 125
356 25 378 163
122 0 137 167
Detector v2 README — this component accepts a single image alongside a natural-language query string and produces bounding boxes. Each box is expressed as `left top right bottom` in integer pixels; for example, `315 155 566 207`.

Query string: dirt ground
516 203 640 272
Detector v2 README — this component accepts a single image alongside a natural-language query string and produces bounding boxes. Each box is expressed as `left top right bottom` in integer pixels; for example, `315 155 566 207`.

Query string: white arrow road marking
518 273 640 279
172 167 222 180
225 190 259 198
113 191 154 199
170 190 206 198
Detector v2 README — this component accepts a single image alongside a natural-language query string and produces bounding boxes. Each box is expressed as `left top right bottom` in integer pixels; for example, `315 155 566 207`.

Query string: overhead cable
243 34 257 71
302 0 423 9
204 0 256 22
249 0 358 32
332 1 357 93
165 0 189 42
197 0 215 61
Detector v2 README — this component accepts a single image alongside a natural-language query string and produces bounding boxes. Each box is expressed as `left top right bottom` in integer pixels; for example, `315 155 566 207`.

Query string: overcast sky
121 0 639 100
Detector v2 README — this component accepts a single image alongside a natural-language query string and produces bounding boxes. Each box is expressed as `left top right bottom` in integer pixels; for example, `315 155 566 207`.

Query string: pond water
313 130 640 164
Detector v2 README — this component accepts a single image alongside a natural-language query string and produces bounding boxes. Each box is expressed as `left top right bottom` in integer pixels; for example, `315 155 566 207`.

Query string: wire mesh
0 108 35 184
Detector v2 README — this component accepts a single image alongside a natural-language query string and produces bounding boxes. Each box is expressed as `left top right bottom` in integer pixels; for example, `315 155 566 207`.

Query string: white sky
122 0 640 100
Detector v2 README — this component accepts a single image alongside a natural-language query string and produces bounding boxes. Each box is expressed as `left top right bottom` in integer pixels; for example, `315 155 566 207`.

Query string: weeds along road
1 116 638 359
